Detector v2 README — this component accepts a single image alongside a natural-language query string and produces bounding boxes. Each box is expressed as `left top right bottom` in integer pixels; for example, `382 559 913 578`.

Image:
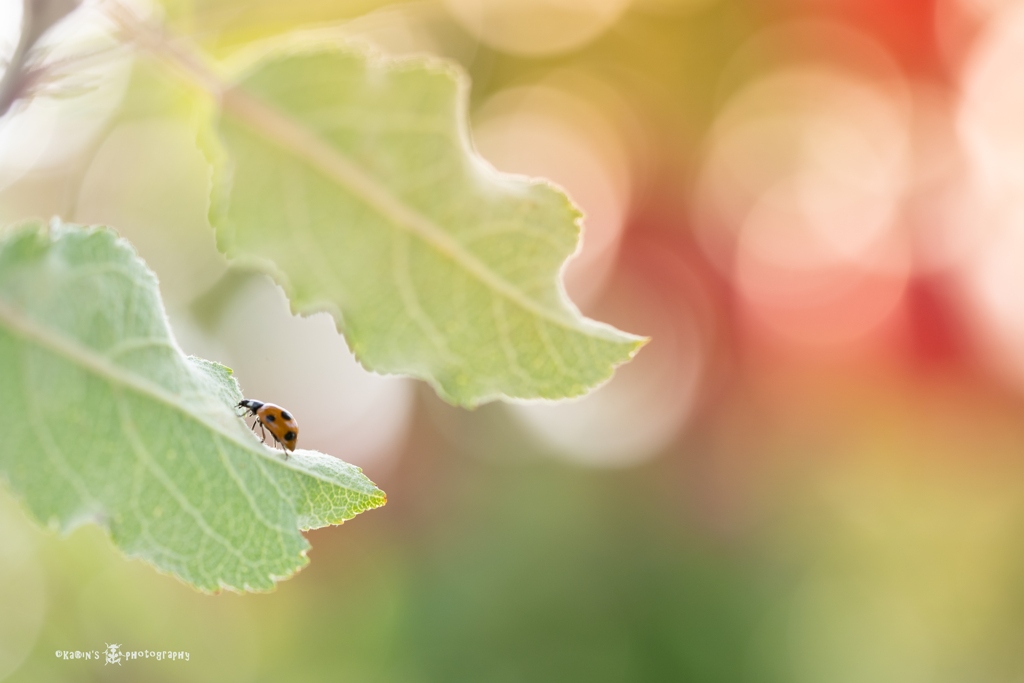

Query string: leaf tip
628 335 652 357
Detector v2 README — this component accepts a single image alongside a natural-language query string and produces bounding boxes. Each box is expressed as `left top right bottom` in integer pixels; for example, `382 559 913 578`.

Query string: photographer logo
56 645 189 664
104 644 122 666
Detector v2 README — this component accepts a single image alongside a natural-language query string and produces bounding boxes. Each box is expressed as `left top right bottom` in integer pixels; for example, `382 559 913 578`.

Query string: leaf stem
101 0 224 98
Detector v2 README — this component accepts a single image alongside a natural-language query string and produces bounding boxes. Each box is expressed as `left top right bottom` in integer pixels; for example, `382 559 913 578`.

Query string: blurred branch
0 0 82 117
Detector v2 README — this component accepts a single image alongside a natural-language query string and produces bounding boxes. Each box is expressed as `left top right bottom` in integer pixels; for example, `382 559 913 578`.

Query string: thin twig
0 0 82 117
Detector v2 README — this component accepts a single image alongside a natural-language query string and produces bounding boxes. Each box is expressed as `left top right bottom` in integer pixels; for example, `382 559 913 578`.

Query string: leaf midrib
0 296 342 487
220 84 589 332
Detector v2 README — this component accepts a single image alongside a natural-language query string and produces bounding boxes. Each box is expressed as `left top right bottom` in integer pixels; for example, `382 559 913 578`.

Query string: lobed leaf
0 219 385 592
205 45 646 407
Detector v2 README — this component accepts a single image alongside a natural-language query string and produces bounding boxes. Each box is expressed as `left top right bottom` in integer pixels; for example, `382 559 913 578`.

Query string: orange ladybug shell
255 403 299 451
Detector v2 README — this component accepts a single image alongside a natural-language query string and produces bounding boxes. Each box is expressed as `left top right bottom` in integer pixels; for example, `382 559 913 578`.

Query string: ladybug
237 399 298 456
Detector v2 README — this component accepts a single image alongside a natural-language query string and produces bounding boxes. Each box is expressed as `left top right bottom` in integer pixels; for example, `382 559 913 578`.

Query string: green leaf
0 220 385 593
205 45 646 407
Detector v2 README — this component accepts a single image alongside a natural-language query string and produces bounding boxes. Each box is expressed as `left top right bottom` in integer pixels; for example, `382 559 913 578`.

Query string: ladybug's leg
250 418 266 443
271 434 289 460
258 421 267 444
250 418 265 442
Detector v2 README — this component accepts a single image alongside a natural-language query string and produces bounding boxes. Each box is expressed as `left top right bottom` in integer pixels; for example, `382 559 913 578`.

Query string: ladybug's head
237 399 264 413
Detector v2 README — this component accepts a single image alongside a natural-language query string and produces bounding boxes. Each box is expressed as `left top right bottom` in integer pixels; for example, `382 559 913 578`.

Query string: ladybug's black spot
280 411 292 421
284 431 296 442
265 413 276 422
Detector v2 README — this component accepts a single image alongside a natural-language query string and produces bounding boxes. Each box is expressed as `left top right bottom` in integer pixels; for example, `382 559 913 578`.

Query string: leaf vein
114 391 265 571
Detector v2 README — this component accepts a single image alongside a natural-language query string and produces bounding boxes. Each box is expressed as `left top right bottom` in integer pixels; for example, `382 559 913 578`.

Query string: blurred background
5 0 1024 680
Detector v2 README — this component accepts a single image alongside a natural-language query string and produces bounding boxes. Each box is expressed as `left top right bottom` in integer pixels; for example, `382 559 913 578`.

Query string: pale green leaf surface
206 46 646 407
0 220 385 593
